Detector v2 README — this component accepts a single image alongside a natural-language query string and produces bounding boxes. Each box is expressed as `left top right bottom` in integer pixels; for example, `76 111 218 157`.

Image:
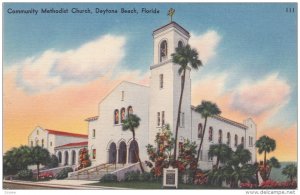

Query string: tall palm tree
255 135 276 180
195 101 221 166
282 164 297 182
30 146 50 180
208 144 232 169
266 157 281 179
122 114 145 173
171 44 202 160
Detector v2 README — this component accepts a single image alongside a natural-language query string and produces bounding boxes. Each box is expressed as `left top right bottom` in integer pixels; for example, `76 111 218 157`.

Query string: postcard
2 2 298 193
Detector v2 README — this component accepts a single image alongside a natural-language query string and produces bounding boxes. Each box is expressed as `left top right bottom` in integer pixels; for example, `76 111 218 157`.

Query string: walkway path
3 179 131 190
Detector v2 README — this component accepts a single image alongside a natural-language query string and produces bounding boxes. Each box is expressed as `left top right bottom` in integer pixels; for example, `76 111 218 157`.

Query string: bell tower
149 20 192 145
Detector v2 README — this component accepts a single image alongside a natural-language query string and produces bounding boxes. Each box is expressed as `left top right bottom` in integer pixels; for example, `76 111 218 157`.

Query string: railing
68 163 124 180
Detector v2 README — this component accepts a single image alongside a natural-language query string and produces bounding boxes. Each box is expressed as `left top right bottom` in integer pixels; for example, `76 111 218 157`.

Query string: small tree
266 157 281 179
208 144 232 169
146 125 174 177
30 146 51 180
282 164 297 182
122 114 144 173
76 148 91 171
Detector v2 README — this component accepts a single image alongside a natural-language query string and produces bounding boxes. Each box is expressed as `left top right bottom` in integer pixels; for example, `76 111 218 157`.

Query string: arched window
92 129 96 138
41 139 44 147
114 109 119 124
198 123 203 138
235 134 238 147
209 127 213 141
108 142 117 164
129 140 139 163
218 130 223 144
118 141 127 164
121 108 126 123
31 141 33 147
57 151 62 163
160 40 168 62
37 130 39 135
178 40 183 48
241 137 245 147
227 132 231 146
128 106 133 115
71 150 76 165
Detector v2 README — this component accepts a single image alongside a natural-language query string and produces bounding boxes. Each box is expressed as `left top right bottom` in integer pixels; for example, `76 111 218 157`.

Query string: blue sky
4 3 297 124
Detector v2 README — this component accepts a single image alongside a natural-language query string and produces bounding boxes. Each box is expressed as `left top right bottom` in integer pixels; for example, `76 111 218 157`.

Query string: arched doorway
108 142 117 164
71 150 76 165
57 151 62 163
118 141 127 164
64 151 69 165
129 140 139 163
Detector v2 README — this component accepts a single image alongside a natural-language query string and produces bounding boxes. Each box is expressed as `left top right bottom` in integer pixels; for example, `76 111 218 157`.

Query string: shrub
124 170 140 182
46 155 59 168
139 172 152 181
39 171 54 181
100 174 118 182
55 167 73 180
16 169 33 180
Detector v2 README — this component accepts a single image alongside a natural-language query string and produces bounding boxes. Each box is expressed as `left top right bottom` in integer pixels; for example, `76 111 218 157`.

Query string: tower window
121 108 126 123
160 40 168 62
162 111 165 126
92 149 96 159
127 106 133 115
50 142 52 147
92 129 96 138
157 112 160 126
180 112 185 127
121 91 124 101
159 74 164 89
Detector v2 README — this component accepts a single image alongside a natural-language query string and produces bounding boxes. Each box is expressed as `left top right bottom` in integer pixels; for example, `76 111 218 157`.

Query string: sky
3 3 297 162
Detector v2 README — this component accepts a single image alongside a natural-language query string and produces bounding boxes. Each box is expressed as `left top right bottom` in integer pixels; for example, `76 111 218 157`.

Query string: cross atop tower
168 8 175 22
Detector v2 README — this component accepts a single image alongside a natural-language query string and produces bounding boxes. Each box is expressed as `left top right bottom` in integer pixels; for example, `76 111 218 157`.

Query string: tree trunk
173 69 186 161
263 151 267 181
37 163 40 180
132 133 145 173
216 156 220 169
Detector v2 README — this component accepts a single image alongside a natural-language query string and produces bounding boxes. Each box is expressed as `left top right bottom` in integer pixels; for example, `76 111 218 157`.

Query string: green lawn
89 181 223 189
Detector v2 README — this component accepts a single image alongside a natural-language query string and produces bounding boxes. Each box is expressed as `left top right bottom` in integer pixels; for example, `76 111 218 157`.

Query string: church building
85 21 257 170
28 20 256 171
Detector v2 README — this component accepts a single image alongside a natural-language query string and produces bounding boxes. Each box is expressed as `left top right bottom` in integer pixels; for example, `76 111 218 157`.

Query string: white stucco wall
90 81 149 166
28 126 48 149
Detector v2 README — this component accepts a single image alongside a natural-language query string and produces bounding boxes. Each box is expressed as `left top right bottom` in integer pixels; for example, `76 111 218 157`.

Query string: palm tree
30 146 51 180
122 114 145 173
195 101 221 166
255 135 276 180
208 144 232 169
171 44 202 160
223 145 255 188
282 164 297 182
266 157 281 179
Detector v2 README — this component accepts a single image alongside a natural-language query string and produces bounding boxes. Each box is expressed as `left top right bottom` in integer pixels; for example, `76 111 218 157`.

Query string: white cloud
230 73 291 116
190 30 221 64
13 35 126 93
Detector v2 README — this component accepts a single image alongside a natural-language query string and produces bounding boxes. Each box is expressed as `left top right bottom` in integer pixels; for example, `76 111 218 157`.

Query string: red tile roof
55 141 88 149
46 129 88 138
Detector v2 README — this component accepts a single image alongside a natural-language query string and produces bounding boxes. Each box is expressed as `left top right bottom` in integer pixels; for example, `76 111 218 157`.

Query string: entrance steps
67 163 127 181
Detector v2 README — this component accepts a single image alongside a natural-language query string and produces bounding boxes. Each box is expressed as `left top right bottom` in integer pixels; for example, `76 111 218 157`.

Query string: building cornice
153 21 190 38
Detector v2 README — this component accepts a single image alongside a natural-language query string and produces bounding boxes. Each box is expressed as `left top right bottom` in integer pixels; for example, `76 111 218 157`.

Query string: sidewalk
4 179 131 190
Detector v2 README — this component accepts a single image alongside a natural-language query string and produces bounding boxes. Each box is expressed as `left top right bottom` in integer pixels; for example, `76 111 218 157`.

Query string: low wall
111 163 141 181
